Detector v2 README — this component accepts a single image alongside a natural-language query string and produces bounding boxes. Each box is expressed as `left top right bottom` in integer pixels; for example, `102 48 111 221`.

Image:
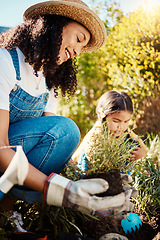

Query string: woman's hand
44 173 136 220
130 147 147 161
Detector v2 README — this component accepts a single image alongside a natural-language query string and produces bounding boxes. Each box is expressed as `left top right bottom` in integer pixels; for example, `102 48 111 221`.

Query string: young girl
72 90 147 171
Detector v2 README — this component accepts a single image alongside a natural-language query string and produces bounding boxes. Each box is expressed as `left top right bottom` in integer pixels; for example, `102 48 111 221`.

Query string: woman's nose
74 45 82 57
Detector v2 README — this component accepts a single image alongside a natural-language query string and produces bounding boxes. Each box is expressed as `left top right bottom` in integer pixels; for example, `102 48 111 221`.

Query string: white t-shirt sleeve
0 48 17 111
0 48 57 114
45 88 57 114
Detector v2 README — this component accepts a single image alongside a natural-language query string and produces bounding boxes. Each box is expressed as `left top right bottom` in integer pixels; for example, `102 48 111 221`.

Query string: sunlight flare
141 0 160 11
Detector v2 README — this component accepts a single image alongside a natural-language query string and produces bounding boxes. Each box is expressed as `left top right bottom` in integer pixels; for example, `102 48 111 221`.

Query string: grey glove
111 174 138 220
43 172 137 220
95 174 138 220
44 173 126 216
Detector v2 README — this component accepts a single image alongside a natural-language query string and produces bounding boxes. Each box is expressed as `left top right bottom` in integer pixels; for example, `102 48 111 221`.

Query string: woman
0 0 135 233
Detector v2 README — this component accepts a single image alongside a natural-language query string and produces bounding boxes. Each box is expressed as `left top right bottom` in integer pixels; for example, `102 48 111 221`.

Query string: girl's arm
0 109 47 193
130 147 147 161
129 130 148 151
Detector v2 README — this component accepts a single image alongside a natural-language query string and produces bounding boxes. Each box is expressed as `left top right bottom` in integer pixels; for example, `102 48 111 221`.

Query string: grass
131 135 160 219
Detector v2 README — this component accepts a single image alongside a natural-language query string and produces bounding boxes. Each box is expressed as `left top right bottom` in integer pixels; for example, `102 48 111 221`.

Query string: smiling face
106 110 132 137
57 21 91 65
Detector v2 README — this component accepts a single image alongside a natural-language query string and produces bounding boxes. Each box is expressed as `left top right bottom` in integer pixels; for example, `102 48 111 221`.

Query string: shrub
132 135 160 217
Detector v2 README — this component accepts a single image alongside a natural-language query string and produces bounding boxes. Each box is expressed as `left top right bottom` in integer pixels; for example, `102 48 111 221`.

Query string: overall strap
7 48 21 81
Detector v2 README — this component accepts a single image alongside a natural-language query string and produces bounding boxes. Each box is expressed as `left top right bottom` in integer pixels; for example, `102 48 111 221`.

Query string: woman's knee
35 116 80 174
47 116 80 149
62 117 80 147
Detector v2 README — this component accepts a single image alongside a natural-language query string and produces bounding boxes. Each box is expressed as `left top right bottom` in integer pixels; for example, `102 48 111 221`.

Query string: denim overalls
6 49 80 203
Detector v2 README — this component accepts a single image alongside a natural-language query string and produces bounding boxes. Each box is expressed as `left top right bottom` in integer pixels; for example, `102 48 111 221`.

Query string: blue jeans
9 116 80 203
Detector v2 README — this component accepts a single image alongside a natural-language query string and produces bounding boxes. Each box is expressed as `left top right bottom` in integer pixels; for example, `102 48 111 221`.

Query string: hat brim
23 0 107 52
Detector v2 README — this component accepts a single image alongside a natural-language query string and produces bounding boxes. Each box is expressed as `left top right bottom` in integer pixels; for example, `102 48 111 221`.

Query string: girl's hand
130 147 147 161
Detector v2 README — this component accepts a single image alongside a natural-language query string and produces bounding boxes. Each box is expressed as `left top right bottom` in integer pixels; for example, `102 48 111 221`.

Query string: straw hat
23 0 107 52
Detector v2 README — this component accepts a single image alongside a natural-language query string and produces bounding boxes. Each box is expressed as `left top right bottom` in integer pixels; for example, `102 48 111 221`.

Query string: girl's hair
0 15 78 97
96 90 133 122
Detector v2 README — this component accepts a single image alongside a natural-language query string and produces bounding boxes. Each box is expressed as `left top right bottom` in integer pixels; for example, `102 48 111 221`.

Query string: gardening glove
110 187 134 220
109 173 138 220
94 174 138 220
121 173 138 199
43 173 127 215
120 173 133 184
0 146 29 200
93 186 135 220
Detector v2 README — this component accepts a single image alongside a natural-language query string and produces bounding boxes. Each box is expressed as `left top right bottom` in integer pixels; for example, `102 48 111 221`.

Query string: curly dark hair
0 15 78 96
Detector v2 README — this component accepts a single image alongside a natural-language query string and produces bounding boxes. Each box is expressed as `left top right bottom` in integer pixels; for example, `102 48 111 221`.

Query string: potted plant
79 125 138 197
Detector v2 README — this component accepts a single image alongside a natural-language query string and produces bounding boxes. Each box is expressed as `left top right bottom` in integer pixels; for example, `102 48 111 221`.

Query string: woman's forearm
24 164 47 193
0 145 47 194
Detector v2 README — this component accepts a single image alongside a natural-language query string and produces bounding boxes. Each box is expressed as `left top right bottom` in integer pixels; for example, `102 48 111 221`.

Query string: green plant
147 135 160 167
131 135 160 218
61 161 82 181
84 125 137 176
132 158 160 218
0 227 8 240
12 200 96 239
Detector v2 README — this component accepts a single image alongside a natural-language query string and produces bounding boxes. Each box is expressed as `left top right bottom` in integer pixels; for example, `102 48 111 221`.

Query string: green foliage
84 126 137 175
58 4 160 137
62 161 82 181
132 158 160 217
132 134 160 217
102 6 160 104
105 0 124 26
146 135 160 167
3 134 160 238
10 201 95 239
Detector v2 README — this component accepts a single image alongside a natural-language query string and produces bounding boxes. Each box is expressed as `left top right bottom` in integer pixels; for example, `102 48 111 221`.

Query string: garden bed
25 209 160 240
78 211 160 240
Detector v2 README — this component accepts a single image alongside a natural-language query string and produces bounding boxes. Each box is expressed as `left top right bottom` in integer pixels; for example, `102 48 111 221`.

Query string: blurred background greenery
57 0 160 139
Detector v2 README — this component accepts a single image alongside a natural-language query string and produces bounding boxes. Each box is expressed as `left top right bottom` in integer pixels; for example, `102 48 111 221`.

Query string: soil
9 203 160 240
28 211 159 240
79 212 160 240
83 169 124 196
